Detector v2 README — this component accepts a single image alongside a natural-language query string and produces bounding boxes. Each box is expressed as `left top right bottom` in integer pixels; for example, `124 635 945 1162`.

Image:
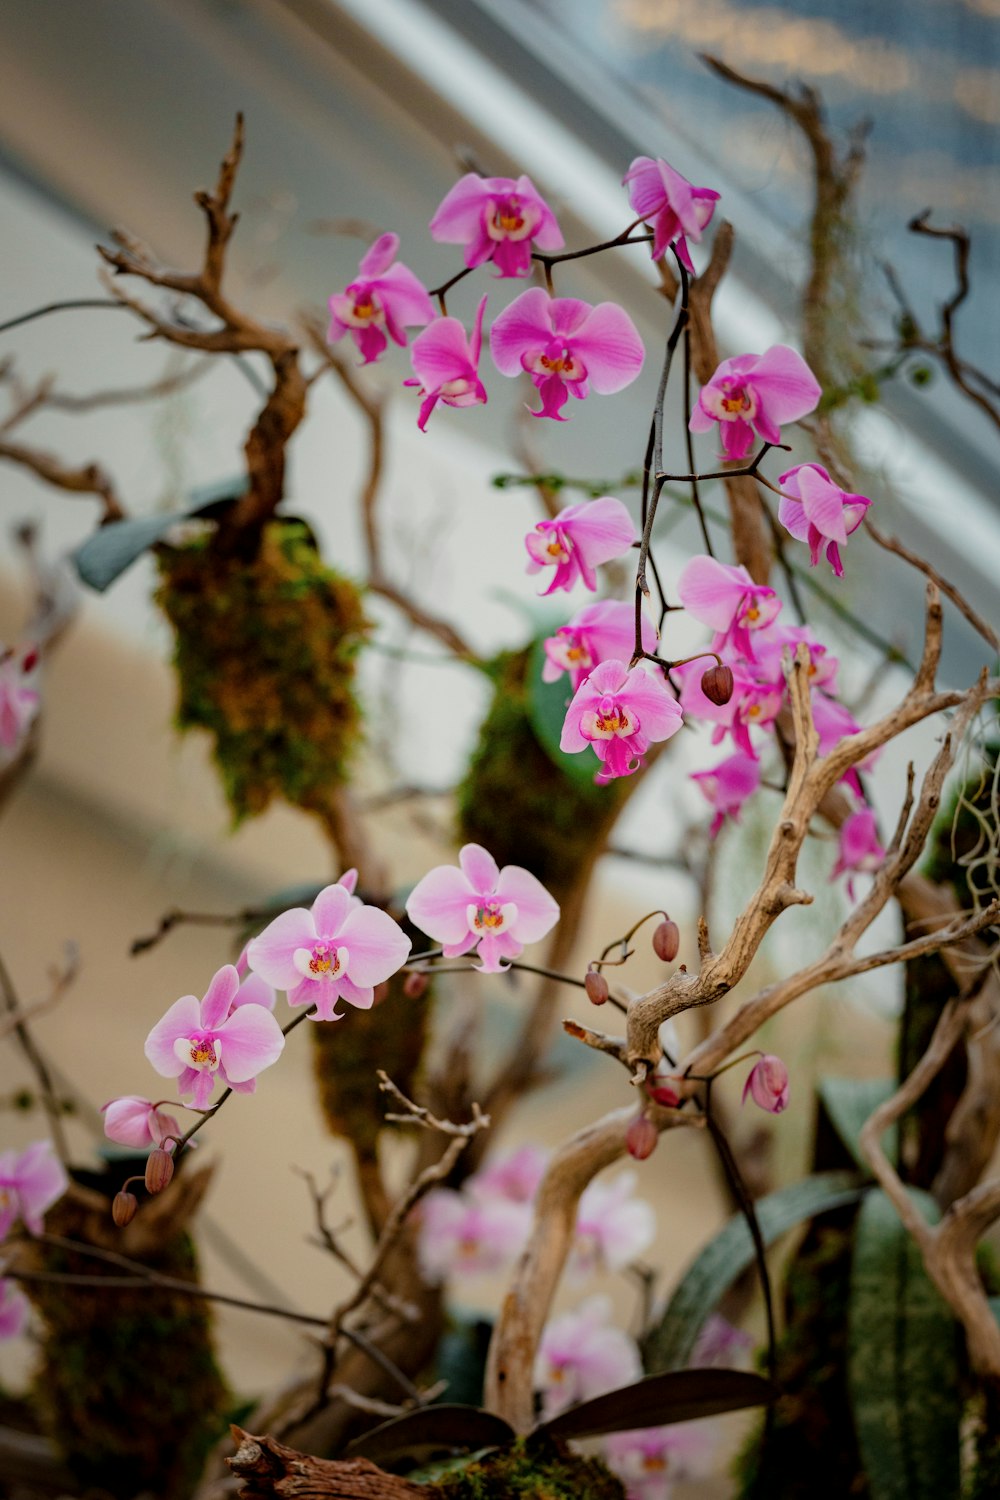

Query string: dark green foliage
156 520 369 824
431 1434 625 1499
456 649 627 899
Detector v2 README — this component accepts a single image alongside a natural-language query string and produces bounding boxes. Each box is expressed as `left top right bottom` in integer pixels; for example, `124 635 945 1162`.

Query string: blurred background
0 0 996 1469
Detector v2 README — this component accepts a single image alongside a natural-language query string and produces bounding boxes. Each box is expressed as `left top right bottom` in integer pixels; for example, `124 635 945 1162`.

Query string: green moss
456 649 627 899
431 1434 625 1498
156 520 369 825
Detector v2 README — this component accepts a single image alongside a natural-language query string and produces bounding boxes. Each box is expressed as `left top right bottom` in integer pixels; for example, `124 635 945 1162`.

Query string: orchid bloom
535 1296 643 1419
691 1312 753 1368
561 659 683 782
690 346 822 461
677 555 782 659
327 233 434 364
755 623 840 694
0 1141 68 1240
569 1170 656 1279
623 155 720 272
778 463 871 576
101 1096 183 1151
525 496 637 596
832 804 885 899
416 1187 532 1282
469 1144 549 1205
144 965 286 1109
543 600 656 691
407 296 488 431
429 172 564 277
0 646 39 757
405 843 559 974
743 1053 790 1114
490 286 644 421
0 1279 29 1340
691 749 763 837
246 882 411 1021
605 1424 708 1500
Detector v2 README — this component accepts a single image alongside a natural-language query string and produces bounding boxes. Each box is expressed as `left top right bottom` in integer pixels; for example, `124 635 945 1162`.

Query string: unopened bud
403 970 429 999
701 663 734 706
144 1149 174 1195
21 648 38 673
626 1113 659 1161
112 1190 138 1227
652 919 680 963
647 1080 680 1108
584 969 609 1005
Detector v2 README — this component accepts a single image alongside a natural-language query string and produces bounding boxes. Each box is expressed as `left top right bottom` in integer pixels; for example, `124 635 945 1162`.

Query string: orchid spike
490 286 644 421
543 600 656 690
0 1141 68 1240
778 463 871 576
246 883 411 1021
534 1296 642 1419
526 497 637 596
690 345 822 461
101 1096 183 1150
742 1053 790 1114
677 555 782 659
560 659 683 782
405 843 558 974
429 173 564 277
144 965 286 1109
327 233 434 364
623 155 720 272
407 296 488 431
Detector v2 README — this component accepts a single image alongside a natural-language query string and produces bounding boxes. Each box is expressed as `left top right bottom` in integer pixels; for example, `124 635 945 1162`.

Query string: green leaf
536 1369 774 1442
847 1188 960 1500
342 1404 514 1466
645 1171 867 1372
525 633 599 788
72 477 248 592
818 1076 897 1170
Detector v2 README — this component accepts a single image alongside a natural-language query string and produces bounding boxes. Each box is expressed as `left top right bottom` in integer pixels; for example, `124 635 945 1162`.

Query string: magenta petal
410 316 474 389
0 1281 29 1339
623 156 667 218
429 174 492 242
216 1005 285 1083
145 995 202 1077
15 1142 68 1229
200 965 241 1029
312 883 354 938
677 555 750 629
621 667 684 740
567 496 637 568
474 931 509 973
231 973 277 1011
493 866 560 943
569 303 645 392
749 345 822 425
490 287 555 374
560 690 593 753
796 465 848 543
532 373 569 421
407 864 477 943
246 908 318 989
459 843 501 892
548 297 593 338
339 905 411 985
359 232 400 278
778 495 810 542
335 973 375 1011
375 262 435 328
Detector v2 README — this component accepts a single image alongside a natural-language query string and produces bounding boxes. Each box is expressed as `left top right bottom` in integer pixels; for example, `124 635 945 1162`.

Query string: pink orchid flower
406 296 488 431
429 172 564 278
743 1053 790 1114
0 1141 68 1240
0 1279 29 1340
832 804 885 899
570 1170 656 1280
535 1296 642 1419
101 1096 183 1151
691 1312 753 1368
144 965 286 1109
691 749 763 837
690 346 822 461
526 497 637 596
543 600 656 690
469 1144 549 1205
416 1187 532 1282
623 155 720 272
605 1423 708 1500
490 287 644 421
725 665 786 757
778 463 871 577
754 623 840 694
405 843 559 974
246 882 411 1022
677 555 782 659
0 645 39 756
327 232 434 365
561 659 683 782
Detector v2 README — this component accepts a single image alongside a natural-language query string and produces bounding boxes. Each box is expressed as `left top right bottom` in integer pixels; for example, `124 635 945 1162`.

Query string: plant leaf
342 1405 515 1466
847 1187 960 1500
536 1369 774 1442
644 1171 867 1372
71 476 248 592
818 1075 897 1169
525 633 598 788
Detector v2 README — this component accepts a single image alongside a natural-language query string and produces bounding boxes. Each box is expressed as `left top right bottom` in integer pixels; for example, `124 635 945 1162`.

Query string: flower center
486 196 541 243
293 942 350 982
345 289 385 328
466 898 517 936
582 697 638 740
721 388 751 413
174 1033 221 1073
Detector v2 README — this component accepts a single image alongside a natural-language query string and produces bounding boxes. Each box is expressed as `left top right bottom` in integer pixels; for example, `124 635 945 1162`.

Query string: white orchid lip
344 291 385 328
293 943 349 981
702 381 758 423
580 702 639 741
175 1034 221 1073
466 899 517 934
486 196 541 242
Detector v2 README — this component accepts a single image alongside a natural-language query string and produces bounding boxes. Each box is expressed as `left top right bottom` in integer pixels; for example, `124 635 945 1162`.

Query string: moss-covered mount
431 1434 625 1498
156 519 369 825
457 648 629 900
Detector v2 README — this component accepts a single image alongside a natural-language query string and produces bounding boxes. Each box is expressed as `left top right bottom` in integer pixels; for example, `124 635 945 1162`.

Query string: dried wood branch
227 1428 424 1498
